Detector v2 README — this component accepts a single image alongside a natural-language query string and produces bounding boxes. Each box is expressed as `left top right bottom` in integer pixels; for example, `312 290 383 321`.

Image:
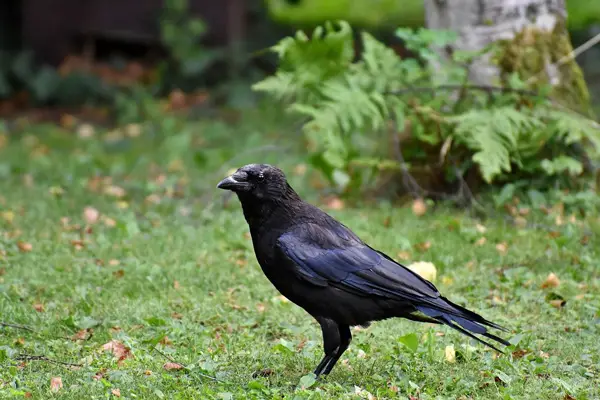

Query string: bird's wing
276 222 440 301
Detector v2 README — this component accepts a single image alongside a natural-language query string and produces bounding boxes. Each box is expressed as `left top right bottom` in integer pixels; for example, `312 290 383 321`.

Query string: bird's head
216 164 294 201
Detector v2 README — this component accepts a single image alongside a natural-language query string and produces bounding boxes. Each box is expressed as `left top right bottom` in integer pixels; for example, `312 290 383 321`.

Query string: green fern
253 21 600 192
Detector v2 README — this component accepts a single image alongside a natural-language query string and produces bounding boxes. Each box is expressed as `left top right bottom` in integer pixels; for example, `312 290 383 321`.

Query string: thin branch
151 346 231 385
15 354 82 368
526 31 600 86
0 322 36 332
386 84 538 97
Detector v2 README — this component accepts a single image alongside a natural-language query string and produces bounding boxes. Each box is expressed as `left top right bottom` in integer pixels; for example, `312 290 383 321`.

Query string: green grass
0 109 599 399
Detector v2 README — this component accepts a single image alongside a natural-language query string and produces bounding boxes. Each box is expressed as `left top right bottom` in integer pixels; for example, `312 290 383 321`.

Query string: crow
217 163 509 377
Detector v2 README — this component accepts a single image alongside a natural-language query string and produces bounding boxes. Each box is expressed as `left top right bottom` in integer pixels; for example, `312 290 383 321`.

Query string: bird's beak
216 171 248 191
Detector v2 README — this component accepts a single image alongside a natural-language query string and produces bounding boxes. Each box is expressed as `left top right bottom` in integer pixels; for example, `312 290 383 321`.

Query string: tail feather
416 303 509 352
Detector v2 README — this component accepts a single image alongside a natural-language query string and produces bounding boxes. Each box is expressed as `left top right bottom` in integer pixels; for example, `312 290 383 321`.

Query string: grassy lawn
0 110 599 399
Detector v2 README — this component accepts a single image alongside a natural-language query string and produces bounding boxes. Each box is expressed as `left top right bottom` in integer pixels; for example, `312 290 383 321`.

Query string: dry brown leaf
414 241 431 252
293 164 307 176
171 312 183 320
83 206 100 224
475 223 487 233
173 280 181 290
111 388 121 397
33 303 45 312
411 198 427 216
50 377 63 392
256 303 266 313
549 299 566 308
108 259 120 266
514 217 527 228
397 251 411 261
475 237 487 246
145 194 161 205
495 242 508 255
18 241 33 252
444 345 456 363
163 362 184 371
102 340 132 363
113 270 125 279
324 196 345 210
541 273 560 289
144 370 152 375
104 185 126 198
72 329 92 341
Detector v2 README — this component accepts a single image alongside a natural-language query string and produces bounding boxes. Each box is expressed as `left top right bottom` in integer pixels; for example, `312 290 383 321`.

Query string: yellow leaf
444 345 456 363
407 261 437 281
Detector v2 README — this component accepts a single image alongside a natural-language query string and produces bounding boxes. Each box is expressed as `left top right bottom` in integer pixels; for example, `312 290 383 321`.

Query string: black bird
217 164 509 377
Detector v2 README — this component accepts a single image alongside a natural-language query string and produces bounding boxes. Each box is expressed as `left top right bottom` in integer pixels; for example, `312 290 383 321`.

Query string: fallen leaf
102 340 132 363
33 303 45 312
475 237 487 246
1 210 14 223
71 240 85 250
72 329 92 341
111 388 121 397
173 280 180 290
18 241 33 252
444 345 456 363
324 196 344 210
108 259 120 266
397 251 411 261
50 377 63 392
83 206 100 224
411 198 427 216
414 241 431 252
163 362 184 371
144 370 152 375
407 261 437 281
77 123 95 139
475 223 487 233
125 124 142 138
512 349 529 359
495 242 508 255
514 217 527 228
159 336 173 346
541 273 560 289
549 299 566 308
256 303 266 313
293 164 307 176
252 368 274 378
171 312 183 319
104 185 126 198
113 270 125 278
103 217 117 227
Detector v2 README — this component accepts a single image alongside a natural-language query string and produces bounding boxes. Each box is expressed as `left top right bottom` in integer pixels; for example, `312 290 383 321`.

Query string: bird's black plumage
217 164 509 377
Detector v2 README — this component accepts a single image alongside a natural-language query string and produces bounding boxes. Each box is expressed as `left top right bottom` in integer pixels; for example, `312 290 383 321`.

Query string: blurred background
1 0 598 119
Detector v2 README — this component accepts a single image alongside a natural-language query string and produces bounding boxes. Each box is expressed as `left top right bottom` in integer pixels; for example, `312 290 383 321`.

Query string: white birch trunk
424 0 566 86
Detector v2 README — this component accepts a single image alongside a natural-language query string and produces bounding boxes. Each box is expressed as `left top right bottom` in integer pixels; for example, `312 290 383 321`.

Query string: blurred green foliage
254 21 600 196
265 0 600 29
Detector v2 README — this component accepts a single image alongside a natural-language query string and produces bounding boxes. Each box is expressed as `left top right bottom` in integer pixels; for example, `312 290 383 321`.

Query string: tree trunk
423 0 593 115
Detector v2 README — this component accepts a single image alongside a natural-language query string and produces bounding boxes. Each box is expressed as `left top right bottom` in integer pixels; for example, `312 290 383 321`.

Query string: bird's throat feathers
237 183 302 227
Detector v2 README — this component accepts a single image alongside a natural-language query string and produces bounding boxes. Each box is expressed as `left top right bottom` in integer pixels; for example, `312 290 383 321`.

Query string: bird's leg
320 324 351 375
314 318 340 377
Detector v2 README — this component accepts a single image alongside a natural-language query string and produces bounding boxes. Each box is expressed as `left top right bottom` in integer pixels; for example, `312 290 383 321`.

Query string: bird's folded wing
276 223 440 301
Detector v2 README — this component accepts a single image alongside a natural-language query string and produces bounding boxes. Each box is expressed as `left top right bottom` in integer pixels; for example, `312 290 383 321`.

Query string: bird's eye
257 173 265 182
